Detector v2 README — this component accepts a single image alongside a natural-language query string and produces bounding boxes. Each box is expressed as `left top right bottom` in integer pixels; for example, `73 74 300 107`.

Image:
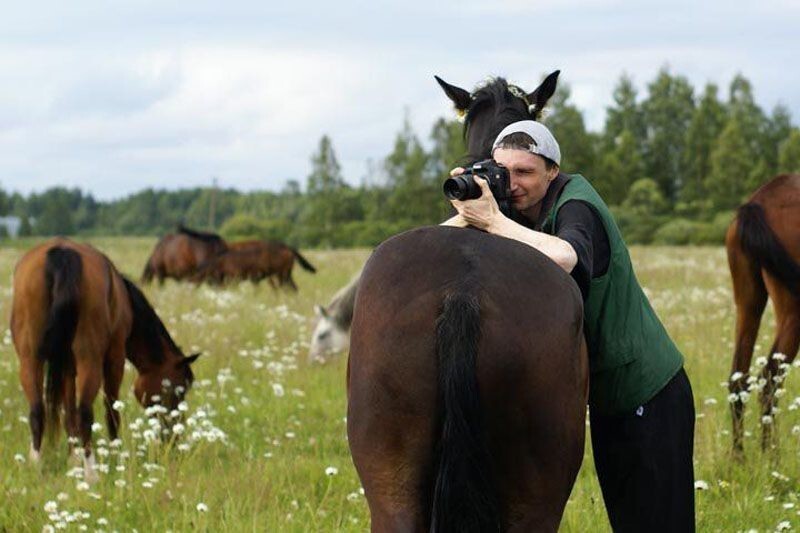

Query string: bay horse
12 238 200 481
348 71 589 532
196 239 317 290
141 225 228 284
727 174 800 455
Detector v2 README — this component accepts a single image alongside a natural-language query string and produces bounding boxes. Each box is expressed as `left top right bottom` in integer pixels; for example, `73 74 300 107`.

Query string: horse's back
745 174 800 256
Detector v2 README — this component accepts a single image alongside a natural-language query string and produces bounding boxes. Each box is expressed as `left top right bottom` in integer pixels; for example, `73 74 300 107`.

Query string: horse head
435 70 560 160
133 350 200 411
122 277 200 410
308 304 350 364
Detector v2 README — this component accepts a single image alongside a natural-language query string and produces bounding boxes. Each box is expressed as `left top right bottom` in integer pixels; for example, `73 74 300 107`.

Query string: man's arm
447 178 578 272
488 216 578 272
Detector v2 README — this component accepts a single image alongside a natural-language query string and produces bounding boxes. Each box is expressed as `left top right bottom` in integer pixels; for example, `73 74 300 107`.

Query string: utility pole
209 176 218 229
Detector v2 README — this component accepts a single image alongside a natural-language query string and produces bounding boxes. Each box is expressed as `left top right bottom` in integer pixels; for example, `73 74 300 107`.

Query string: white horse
308 272 360 363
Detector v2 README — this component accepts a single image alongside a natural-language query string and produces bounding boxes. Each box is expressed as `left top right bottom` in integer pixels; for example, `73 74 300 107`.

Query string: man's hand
448 169 504 232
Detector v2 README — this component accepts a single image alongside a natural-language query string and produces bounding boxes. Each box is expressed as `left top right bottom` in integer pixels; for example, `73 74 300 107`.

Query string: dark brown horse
348 72 589 532
194 240 317 290
349 228 588 532
12 238 199 481
190 247 271 286
141 225 227 284
727 174 800 455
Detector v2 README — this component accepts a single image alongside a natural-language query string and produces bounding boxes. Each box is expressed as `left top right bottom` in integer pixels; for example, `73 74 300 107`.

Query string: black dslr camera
443 159 512 217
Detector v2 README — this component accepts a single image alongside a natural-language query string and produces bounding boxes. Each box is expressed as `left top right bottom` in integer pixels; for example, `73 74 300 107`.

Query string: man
444 120 695 532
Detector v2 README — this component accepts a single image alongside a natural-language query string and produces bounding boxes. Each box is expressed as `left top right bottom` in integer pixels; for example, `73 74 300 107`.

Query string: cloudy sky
1 1 798 199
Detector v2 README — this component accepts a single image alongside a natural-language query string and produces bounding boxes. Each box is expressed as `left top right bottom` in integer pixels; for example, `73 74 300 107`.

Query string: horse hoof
29 446 41 463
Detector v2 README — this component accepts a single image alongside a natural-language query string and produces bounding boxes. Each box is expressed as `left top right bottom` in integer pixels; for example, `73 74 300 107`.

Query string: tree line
2 67 799 246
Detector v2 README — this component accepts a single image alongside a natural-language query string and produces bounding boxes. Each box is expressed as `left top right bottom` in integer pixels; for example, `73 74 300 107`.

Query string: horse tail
291 248 317 273
39 247 82 439
430 290 500 533
738 202 800 298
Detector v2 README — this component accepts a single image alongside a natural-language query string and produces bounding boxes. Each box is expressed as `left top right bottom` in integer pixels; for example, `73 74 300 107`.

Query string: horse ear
183 352 201 365
435 75 472 112
314 304 329 319
527 70 560 118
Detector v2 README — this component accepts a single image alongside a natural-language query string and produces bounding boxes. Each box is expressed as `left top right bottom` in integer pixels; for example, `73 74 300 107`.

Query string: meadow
0 238 799 532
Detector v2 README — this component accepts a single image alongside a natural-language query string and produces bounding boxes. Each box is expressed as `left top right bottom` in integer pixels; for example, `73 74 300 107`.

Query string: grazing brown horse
727 174 800 455
348 72 589 532
141 225 227 284
190 248 270 286
195 240 317 290
12 238 199 480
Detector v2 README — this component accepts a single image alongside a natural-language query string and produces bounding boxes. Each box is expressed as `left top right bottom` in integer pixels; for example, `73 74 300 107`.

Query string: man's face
493 147 559 218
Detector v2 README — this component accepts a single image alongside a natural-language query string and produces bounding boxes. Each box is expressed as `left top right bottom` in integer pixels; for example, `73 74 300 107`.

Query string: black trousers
590 368 696 533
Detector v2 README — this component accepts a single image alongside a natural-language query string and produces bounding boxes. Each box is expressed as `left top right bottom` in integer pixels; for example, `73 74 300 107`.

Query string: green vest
542 175 683 415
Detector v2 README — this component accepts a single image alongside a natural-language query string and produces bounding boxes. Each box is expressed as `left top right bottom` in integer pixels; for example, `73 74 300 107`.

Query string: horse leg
285 271 298 292
102 340 126 441
759 276 800 451
62 369 80 465
18 354 45 463
74 357 102 483
727 240 767 457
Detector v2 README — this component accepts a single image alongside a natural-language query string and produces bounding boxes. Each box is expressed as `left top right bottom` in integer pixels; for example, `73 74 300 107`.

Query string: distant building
0 216 22 238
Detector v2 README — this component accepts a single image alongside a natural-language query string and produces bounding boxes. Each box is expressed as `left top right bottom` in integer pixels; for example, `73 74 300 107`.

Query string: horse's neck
125 332 167 373
329 274 360 330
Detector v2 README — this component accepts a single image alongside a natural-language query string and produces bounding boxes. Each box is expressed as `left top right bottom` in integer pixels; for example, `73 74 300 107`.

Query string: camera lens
443 176 468 200
443 175 482 200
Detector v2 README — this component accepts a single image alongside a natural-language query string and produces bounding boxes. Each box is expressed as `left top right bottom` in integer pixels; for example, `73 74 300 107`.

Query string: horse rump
39 247 83 437
737 202 800 296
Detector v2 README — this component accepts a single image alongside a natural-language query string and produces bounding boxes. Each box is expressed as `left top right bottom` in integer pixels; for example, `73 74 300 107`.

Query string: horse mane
326 272 361 330
177 224 226 245
122 276 182 365
464 77 534 160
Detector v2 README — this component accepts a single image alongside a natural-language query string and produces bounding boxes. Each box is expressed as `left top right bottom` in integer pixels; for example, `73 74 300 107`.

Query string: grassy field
0 238 798 532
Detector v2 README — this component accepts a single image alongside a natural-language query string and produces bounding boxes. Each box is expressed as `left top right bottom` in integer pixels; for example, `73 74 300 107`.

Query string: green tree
728 74 767 156
428 118 467 179
641 67 696 203
543 85 597 175
596 129 646 206
778 129 800 174
300 135 363 246
681 83 727 205
603 74 646 152
762 104 793 176
381 116 444 227
706 117 754 210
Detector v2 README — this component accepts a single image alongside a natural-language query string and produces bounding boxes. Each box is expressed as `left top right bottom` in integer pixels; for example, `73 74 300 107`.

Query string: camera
443 159 512 216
